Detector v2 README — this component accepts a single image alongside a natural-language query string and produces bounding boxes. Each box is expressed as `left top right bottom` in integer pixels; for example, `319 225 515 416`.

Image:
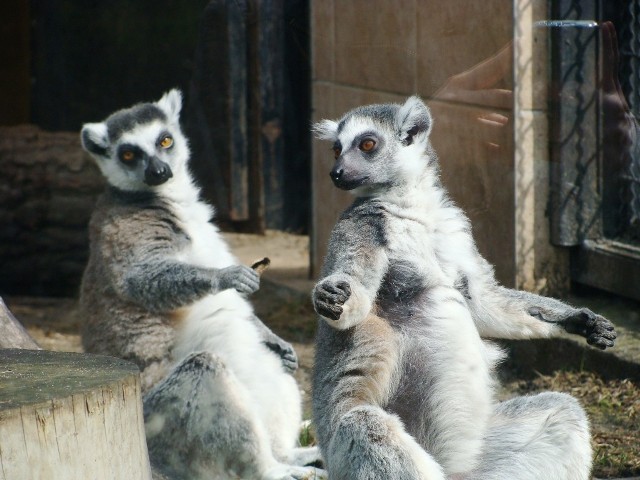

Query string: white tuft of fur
312 119 339 140
396 141 428 181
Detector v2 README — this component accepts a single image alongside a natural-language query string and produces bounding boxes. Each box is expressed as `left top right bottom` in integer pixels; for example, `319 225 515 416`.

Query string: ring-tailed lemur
80 90 325 480
311 96 616 480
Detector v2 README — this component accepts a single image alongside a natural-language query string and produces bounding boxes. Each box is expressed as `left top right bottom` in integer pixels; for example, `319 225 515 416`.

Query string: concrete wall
310 0 568 294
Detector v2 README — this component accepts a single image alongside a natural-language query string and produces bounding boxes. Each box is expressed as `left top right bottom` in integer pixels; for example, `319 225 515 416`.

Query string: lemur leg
314 313 445 480
463 392 592 480
329 405 445 480
468 284 616 349
143 352 326 480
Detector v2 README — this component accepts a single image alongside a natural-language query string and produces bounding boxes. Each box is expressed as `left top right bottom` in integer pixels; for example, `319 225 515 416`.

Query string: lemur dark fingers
313 279 351 320
265 339 299 374
326 280 352 297
216 265 260 294
587 333 616 350
561 308 617 349
314 302 343 320
281 354 299 374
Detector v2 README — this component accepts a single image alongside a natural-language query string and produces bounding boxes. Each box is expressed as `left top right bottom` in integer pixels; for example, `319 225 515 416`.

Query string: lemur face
81 89 189 191
314 96 433 196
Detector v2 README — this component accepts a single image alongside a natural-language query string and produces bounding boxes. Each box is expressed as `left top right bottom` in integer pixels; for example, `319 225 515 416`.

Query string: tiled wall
310 0 518 285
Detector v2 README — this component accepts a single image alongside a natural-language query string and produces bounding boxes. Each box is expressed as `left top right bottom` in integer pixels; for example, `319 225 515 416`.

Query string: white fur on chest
384 202 475 286
170 198 236 269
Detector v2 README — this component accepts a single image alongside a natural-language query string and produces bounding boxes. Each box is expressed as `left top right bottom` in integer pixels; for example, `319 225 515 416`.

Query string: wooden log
0 125 104 296
0 349 152 479
0 297 40 350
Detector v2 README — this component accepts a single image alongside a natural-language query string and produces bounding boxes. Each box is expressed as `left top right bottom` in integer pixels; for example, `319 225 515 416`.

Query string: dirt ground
5 230 640 478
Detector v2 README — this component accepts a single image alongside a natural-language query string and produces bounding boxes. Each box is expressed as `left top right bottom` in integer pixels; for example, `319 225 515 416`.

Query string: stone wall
309 0 569 294
0 126 103 296
310 0 515 285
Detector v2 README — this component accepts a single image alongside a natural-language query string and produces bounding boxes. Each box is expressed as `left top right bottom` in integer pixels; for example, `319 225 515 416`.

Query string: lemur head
81 89 189 192
314 96 434 196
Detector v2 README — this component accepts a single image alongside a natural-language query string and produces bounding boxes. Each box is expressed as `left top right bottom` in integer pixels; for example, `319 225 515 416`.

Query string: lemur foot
216 265 260 294
312 279 351 320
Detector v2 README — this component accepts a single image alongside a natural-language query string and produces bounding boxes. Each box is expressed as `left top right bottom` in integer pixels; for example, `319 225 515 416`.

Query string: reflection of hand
601 21 640 230
601 21 634 151
433 43 513 149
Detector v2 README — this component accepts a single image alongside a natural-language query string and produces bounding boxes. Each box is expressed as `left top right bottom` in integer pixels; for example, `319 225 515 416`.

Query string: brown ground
4 231 639 478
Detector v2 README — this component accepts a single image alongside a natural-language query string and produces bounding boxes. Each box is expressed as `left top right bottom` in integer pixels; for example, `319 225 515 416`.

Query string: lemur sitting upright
80 90 325 480
311 96 617 480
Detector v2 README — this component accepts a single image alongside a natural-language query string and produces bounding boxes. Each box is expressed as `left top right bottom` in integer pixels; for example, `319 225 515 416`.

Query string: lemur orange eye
160 136 174 149
121 150 135 162
359 139 376 152
333 147 342 159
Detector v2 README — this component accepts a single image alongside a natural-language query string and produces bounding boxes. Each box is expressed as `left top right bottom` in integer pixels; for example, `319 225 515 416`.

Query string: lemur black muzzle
329 165 368 190
144 156 173 186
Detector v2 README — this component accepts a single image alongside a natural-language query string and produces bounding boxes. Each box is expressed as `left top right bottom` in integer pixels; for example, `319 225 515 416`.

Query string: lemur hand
264 337 298 374
215 265 260 294
313 279 351 321
561 308 617 350
529 306 617 350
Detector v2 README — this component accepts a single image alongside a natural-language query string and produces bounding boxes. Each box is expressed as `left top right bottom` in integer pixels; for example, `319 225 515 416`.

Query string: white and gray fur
312 96 616 480
80 90 325 480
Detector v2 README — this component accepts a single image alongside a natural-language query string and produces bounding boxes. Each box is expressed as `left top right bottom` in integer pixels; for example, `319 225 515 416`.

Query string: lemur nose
151 164 169 178
144 158 173 186
330 167 343 181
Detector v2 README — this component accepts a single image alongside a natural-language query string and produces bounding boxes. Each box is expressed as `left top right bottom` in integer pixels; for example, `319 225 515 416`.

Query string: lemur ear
312 119 339 140
81 123 109 158
395 96 432 145
157 89 183 123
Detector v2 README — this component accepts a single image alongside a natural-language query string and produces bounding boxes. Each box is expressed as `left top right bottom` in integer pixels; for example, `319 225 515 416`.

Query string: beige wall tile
429 99 515 286
308 1 543 287
311 0 334 81
334 0 417 94
417 1 512 98
333 85 407 113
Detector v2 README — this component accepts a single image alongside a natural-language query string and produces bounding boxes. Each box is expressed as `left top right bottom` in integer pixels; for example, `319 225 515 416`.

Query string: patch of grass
504 370 640 478
299 420 317 447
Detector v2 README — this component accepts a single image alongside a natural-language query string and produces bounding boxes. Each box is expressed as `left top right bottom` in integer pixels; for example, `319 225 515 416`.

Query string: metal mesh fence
618 0 640 237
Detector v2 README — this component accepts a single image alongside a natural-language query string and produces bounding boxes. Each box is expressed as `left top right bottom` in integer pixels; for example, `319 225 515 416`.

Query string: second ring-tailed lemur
80 90 325 480
312 96 616 480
